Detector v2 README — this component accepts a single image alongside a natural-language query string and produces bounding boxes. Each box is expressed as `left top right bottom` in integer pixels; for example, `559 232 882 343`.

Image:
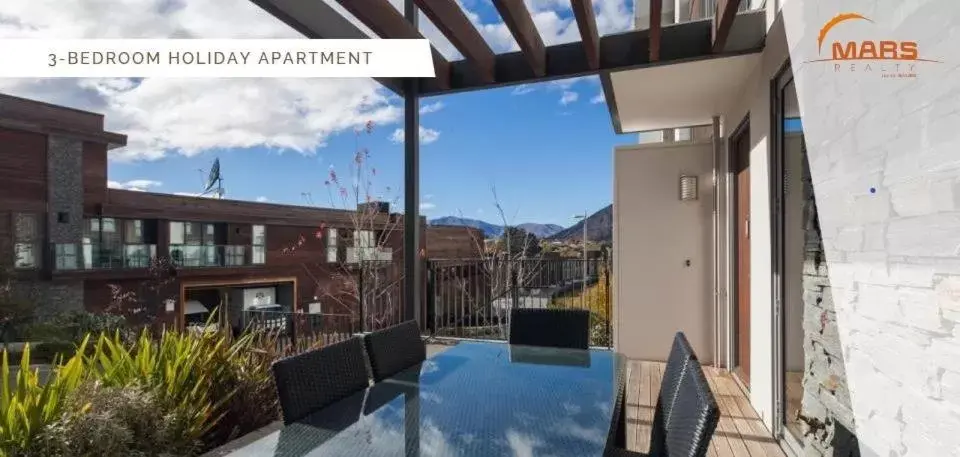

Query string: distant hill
516 223 565 238
428 218 564 239
548 204 612 242
429 216 503 237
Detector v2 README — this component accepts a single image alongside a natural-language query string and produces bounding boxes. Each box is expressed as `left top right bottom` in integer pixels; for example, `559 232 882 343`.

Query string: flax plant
0 341 88 453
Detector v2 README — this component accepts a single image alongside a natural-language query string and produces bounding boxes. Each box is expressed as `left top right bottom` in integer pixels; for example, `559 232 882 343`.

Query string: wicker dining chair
508 308 591 350
362 320 427 382
648 332 698 456
605 333 718 457
270 337 370 424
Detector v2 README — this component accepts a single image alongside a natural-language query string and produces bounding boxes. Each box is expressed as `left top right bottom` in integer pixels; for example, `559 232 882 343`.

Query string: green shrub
28 383 183 457
0 326 283 456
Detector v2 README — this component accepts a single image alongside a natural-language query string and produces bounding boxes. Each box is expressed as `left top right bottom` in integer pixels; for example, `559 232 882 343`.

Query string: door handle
745 218 750 239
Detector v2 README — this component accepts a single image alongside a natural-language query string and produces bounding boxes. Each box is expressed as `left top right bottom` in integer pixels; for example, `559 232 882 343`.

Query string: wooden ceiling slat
649 0 662 61
492 0 546 77
333 0 450 89
413 0 496 83
570 0 600 70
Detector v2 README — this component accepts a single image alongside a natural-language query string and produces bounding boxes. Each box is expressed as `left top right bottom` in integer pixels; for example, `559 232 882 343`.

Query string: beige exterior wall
613 140 715 364
716 12 789 429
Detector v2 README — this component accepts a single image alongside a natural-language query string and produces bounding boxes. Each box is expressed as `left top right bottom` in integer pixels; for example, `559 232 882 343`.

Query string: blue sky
108 77 631 227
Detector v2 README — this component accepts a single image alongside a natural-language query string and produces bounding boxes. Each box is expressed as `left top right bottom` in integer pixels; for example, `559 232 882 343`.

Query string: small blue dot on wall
869 187 877 194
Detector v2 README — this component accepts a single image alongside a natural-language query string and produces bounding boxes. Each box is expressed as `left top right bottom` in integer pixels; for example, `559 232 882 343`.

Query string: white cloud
419 101 444 114
389 126 440 145
420 202 436 212
590 93 605 104
107 179 162 191
0 0 634 161
172 191 219 198
511 85 536 96
559 91 579 105
255 196 269 203
0 0 400 162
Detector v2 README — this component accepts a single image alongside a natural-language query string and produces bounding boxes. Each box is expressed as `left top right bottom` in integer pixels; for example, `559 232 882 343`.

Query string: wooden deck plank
635 361 654 452
625 360 643 452
721 377 788 457
703 367 740 457
623 360 787 457
712 372 767 457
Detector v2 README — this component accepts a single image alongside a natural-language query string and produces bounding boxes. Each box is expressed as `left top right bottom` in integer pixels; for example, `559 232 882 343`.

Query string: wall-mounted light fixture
680 175 698 201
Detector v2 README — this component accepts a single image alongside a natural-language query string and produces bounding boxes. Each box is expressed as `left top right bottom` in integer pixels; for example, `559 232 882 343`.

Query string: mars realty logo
808 13 941 78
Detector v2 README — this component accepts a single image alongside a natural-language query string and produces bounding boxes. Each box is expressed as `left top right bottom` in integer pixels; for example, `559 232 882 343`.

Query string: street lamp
574 212 588 296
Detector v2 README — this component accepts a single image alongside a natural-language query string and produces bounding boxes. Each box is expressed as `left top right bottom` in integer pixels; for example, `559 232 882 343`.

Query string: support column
402 0 422 327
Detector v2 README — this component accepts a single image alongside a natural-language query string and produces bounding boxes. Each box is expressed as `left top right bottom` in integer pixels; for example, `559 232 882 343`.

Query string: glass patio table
211 341 626 457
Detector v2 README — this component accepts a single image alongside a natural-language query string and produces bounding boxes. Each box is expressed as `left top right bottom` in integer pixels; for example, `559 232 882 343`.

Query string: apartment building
0 93 481 333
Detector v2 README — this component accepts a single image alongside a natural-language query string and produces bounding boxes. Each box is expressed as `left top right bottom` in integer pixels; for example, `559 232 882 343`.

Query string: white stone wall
781 1 960 455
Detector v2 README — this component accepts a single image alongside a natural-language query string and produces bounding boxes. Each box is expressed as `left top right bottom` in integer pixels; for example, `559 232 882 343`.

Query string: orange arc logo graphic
817 13 872 53
807 12 942 64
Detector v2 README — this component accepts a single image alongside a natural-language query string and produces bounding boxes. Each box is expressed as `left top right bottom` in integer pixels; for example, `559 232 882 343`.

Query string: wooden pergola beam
570 0 600 70
713 0 739 53
413 0 495 83
649 0 662 61
333 0 450 89
492 0 546 77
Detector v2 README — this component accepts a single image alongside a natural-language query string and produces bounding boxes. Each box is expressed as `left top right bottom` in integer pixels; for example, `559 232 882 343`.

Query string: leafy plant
0 341 88 454
29 383 174 457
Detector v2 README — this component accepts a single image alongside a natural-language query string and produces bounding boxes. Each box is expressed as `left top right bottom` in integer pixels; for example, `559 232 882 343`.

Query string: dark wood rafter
249 0 404 95
713 0 740 53
649 0 662 61
570 0 600 70
413 0 496 83
332 0 451 90
492 0 546 77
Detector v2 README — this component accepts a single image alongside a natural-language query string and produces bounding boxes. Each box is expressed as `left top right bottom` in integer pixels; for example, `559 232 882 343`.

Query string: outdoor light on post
574 212 588 296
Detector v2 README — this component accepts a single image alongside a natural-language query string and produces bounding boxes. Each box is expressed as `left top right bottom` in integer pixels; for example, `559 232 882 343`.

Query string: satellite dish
204 158 221 192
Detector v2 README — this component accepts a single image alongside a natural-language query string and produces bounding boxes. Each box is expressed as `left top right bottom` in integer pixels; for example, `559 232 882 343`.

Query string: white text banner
0 39 435 78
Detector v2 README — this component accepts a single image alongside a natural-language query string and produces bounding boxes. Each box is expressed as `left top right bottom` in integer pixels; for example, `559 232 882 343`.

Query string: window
252 225 266 264
124 220 143 243
354 230 376 248
55 244 78 270
225 245 246 266
169 221 185 244
13 213 38 269
326 228 338 263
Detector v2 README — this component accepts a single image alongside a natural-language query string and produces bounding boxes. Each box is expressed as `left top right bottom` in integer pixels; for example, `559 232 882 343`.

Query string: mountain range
429 204 612 242
547 204 612 242
428 216 564 238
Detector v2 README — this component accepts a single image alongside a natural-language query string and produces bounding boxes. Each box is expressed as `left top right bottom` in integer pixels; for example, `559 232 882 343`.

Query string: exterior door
733 121 751 387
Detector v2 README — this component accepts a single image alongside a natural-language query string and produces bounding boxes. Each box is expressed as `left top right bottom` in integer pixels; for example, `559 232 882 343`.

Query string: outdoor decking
625 360 787 457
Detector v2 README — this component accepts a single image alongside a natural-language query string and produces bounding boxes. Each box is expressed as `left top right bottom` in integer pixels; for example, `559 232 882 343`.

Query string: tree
0 265 35 347
498 227 541 258
435 186 547 339
285 121 406 336
104 256 179 331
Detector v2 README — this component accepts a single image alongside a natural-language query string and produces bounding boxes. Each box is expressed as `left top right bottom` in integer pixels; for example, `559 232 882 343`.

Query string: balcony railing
169 244 256 268
346 246 393 263
51 243 157 271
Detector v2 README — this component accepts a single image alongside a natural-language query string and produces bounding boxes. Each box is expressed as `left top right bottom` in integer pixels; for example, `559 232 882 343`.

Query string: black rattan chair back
663 358 720 457
649 332 698 455
270 337 370 424
508 308 590 349
363 320 427 382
